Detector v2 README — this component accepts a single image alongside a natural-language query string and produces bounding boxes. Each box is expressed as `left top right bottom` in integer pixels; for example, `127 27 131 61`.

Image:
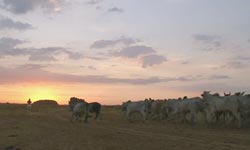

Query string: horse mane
69 97 86 104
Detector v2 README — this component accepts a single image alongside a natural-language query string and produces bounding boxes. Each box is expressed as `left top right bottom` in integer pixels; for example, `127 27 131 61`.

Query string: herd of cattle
69 91 250 128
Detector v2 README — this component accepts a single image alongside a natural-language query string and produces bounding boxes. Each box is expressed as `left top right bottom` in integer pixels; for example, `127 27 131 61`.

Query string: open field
1 104 250 150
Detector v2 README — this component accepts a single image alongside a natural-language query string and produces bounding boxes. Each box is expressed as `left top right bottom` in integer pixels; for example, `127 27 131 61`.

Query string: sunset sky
0 0 250 105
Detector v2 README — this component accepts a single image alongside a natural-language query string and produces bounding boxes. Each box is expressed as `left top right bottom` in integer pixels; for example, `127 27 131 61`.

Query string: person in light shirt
27 98 32 112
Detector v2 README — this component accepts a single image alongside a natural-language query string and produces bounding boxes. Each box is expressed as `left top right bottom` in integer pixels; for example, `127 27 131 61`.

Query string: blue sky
0 0 250 104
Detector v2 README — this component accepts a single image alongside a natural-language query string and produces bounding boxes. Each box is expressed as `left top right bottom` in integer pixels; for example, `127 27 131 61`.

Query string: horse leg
84 111 89 123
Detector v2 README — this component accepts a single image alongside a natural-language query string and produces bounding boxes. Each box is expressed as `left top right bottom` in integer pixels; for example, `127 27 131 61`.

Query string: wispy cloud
0 64 198 85
91 37 167 68
0 37 28 57
90 37 138 49
208 75 231 80
113 45 155 58
214 56 250 70
80 65 97 70
0 16 34 31
86 0 103 5
193 34 222 51
141 54 167 68
0 37 83 61
108 7 123 13
0 0 65 14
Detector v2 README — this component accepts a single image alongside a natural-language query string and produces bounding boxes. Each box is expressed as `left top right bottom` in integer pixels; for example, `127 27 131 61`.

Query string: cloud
193 34 222 51
171 82 237 93
0 37 25 49
208 75 231 80
214 61 249 70
28 47 66 61
108 7 123 13
0 37 28 57
80 65 97 70
0 0 64 14
86 0 103 5
0 37 83 61
0 64 197 85
181 61 190 65
91 37 167 68
226 61 248 69
214 56 250 70
0 16 33 31
141 54 167 68
193 34 220 42
0 64 230 85
29 48 83 61
90 37 138 49
113 45 155 58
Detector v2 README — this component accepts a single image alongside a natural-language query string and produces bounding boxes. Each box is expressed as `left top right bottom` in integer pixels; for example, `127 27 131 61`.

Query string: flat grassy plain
1 104 250 150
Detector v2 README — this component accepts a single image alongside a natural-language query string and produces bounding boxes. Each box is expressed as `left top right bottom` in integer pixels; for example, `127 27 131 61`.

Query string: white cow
149 99 166 120
201 91 242 128
164 97 204 123
238 93 250 125
124 100 153 122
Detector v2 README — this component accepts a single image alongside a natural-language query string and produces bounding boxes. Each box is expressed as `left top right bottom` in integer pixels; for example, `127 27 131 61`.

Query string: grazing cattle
224 92 231 96
201 91 242 128
124 99 153 122
238 94 250 125
122 100 131 112
164 97 205 123
69 97 90 123
150 100 165 120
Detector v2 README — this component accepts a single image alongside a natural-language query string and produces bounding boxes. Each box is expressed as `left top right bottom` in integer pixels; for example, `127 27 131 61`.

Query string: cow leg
126 110 132 122
190 112 195 124
97 111 102 120
95 111 101 120
78 114 82 122
181 113 186 123
84 116 88 123
141 110 146 123
206 111 214 127
94 112 98 120
232 111 241 128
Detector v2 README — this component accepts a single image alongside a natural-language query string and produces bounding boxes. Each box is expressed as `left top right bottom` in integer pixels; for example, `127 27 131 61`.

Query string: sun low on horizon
24 86 58 102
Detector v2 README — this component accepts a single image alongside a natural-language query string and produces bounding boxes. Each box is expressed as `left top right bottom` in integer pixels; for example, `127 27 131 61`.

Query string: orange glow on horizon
0 83 201 105
24 86 58 102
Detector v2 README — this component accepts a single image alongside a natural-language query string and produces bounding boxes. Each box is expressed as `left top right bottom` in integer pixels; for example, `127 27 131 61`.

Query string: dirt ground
1 104 250 150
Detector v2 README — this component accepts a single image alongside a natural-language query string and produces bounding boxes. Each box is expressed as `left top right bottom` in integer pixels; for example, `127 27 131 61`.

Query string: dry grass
1 104 250 150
